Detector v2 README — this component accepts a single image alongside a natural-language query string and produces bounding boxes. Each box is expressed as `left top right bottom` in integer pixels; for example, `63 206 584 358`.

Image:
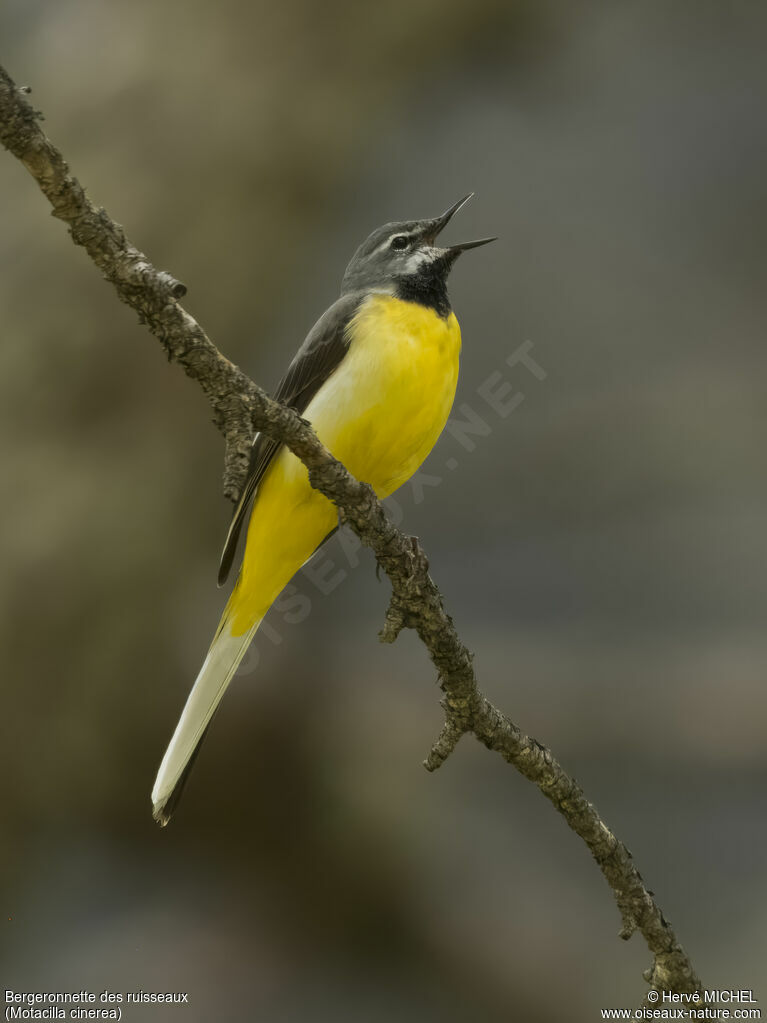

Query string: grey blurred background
2 1 766 1019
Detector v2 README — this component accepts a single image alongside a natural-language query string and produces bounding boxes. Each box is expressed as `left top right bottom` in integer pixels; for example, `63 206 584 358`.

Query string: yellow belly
229 293 461 634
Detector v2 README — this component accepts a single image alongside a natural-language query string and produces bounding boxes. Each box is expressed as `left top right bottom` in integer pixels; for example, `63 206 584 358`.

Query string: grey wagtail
152 194 495 824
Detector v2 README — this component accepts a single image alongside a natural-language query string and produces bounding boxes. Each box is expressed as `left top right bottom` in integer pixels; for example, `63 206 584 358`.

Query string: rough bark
0 63 703 1001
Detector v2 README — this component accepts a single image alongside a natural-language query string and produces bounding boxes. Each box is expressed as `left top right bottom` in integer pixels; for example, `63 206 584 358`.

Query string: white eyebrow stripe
375 230 416 254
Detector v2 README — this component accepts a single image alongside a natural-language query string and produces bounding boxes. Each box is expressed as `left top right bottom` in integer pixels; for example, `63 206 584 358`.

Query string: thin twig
0 63 702 1000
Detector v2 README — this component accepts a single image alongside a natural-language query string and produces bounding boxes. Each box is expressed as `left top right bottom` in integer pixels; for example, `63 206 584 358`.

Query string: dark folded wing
217 291 364 585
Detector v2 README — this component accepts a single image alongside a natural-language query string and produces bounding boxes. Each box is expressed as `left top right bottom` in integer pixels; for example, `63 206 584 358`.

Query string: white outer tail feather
151 615 261 825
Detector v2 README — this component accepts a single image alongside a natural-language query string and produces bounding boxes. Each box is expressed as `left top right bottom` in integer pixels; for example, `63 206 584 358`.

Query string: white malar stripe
402 247 437 273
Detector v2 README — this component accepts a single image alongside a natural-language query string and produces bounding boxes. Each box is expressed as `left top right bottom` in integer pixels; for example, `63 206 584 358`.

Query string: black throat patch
394 258 452 319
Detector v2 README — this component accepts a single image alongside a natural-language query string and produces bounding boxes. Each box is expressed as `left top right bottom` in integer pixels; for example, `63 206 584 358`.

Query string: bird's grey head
341 195 495 317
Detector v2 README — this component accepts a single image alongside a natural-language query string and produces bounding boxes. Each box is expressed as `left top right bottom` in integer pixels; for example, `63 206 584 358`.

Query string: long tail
151 606 261 826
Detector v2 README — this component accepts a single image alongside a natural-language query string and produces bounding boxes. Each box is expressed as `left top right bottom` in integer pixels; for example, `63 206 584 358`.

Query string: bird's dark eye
390 235 409 250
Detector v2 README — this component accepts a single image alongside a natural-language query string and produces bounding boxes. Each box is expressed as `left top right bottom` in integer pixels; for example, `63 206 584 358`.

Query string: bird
151 194 495 825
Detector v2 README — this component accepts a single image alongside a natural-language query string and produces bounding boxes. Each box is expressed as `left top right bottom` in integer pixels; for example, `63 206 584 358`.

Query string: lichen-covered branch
0 63 702 1000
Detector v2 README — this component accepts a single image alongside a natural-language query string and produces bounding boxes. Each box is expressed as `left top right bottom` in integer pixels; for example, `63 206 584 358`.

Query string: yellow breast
308 292 462 495
232 293 461 632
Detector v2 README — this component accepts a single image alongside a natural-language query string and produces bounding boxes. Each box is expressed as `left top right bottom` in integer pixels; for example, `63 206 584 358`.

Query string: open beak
444 236 497 255
423 193 497 256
